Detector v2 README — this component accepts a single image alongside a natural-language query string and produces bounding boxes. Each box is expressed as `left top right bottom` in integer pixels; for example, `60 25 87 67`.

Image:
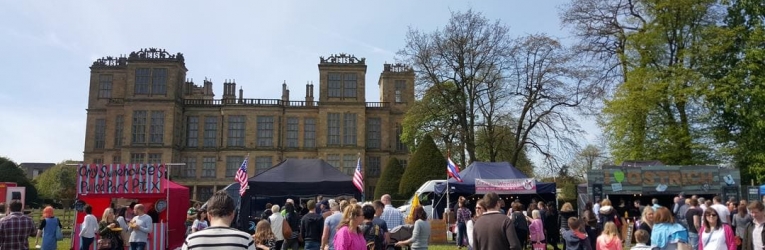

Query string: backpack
362 222 380 250
512 213 529 235
612 214 622 231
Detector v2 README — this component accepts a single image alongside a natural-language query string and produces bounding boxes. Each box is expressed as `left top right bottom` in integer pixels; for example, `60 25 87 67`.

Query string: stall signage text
78 164 166 194
475 178 536 194
603 169 715 186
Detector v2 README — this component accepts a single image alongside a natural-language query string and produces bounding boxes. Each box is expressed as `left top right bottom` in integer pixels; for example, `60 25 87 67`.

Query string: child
252 220 276 250
596 222 622 250
563 217 593 250
631 229 652 250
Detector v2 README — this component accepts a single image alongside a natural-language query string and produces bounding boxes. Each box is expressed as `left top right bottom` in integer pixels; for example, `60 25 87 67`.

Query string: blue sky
0 0 599 166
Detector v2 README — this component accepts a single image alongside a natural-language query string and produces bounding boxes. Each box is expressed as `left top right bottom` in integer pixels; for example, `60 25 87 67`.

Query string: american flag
235 157 249 196
352 157 364 193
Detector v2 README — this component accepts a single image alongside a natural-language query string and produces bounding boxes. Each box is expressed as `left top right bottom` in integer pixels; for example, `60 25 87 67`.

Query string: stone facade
83 49 414 201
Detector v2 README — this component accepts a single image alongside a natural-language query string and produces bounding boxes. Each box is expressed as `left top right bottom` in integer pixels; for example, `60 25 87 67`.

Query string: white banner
475 178 537 194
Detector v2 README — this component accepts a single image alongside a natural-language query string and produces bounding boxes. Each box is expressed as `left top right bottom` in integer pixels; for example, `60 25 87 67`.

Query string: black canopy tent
234 159 361 231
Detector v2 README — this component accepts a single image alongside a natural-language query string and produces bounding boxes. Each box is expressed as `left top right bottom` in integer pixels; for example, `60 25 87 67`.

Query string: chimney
281 81 289 102
203 78 213 96
306 81 315 106
238 87 243 103
223 79 236 101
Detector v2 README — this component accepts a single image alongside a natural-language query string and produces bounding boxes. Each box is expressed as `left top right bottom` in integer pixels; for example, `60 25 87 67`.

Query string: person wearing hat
185 203 199 236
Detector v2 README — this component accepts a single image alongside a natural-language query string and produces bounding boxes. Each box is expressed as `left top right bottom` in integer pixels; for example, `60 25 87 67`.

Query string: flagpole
446 150 451 232
359 152 365 202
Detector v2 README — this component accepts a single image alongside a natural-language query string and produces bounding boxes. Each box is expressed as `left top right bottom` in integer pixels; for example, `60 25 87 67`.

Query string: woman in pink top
596 222 622 250
529 210 545 244
333 203 366 250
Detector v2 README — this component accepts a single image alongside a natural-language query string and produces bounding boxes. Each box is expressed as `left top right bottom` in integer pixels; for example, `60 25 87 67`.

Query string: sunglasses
706 214 718 217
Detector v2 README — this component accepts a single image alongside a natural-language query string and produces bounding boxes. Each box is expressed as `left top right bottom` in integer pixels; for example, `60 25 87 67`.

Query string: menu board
748 186 759 202
592 184 603 202
722 186 740 202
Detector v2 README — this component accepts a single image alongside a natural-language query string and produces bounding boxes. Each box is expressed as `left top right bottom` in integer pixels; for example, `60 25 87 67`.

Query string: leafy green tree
702 0 765 183
35 160 78 203
0 157 40 207
564 0 721 165
399 134 448 196
401 83 464 164
374 158 405 200
475 125 535 176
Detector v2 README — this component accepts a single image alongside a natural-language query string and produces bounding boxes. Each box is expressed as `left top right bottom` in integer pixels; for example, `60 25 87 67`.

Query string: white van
397 180 446 219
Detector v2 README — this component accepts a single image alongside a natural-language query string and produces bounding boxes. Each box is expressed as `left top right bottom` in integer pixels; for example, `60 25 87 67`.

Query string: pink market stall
72 163 189 250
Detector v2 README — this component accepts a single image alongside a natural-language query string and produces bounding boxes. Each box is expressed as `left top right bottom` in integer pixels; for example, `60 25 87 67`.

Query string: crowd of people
0 199 155 250
182 193 428 250
441 192 765 250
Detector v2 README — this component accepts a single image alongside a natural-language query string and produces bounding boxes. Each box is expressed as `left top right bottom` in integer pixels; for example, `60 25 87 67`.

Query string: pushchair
386 224 414 250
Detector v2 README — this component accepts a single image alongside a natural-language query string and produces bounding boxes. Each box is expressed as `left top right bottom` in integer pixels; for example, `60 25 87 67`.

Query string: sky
0 0 600 167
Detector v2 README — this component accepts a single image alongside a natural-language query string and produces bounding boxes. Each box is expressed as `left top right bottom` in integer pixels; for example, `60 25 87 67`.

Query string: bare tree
568 144 611 180
398 9 512 164
559 0 647 92
505 34 602 171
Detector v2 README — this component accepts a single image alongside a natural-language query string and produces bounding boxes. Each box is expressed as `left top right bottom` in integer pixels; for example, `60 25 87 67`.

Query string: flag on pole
447 154 463 182
235 156 249 196
353 157 364 193
407 192 420 224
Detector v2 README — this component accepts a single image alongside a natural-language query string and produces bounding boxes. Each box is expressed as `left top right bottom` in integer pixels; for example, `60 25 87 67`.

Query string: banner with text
77 164 167 195
475 178 537 194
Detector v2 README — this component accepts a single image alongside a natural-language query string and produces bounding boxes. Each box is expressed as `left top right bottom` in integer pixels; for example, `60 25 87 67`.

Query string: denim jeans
130 242 147 250
80 237 94 250
688 232 699 250
304 241 321 250
457 222 468 246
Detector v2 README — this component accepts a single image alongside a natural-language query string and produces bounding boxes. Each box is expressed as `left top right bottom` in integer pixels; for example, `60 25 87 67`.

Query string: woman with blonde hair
333 203 366 250
560 202 577 237
252 220 276 250
596 222 622 250
34 206 62 250
529 210 546 245
639 206 655 237
98 207 122 250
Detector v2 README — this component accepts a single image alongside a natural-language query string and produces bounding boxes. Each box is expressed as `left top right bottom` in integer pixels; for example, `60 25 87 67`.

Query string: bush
375 158 405 200
399 134 447 196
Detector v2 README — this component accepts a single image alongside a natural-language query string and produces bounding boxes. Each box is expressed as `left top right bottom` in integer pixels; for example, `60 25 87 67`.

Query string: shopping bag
533 242 546 250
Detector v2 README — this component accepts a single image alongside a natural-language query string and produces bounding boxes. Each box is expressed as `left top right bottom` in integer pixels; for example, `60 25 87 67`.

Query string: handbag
281 218 292 239
97 238 112 250
532 242 546 250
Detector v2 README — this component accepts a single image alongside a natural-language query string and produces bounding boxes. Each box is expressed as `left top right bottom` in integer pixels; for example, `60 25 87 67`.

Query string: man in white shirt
129 204 153 250
710 196 731 224
79 204 99 250
744 201 765 250
593 198 601 223
380 194 404 229
268 205 285 249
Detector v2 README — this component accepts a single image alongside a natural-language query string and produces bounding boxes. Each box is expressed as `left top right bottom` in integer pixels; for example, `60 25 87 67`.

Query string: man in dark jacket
473 192 521 250
742 201 765 250
300 200 324 250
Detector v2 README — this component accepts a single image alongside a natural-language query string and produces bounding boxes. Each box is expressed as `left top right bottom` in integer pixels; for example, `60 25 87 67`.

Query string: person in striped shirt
182 191 255 250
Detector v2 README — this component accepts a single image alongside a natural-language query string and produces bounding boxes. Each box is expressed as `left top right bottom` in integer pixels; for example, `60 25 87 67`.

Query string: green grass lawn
28 237 71 249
